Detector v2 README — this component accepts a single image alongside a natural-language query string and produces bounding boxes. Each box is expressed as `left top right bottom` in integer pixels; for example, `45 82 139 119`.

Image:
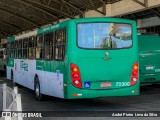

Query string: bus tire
34 77 43 101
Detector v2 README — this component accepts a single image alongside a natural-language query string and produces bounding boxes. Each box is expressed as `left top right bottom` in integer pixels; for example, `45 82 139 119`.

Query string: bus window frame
22 37 29 59
7 42 11 49
76 22 133 50
28 36 36 59
44 32 54 61
6 42 11 57
11 42 14 49
54 28 66 61
10 41 14 58
18 39 23 59
14 41 19 59
35 34 44 60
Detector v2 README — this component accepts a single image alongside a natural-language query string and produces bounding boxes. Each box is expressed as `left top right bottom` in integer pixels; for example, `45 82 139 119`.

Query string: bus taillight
130 62 138 86
70 64 82 88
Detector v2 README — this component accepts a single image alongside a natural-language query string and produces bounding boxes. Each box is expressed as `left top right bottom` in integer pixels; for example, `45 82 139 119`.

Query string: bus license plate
100 82 111 88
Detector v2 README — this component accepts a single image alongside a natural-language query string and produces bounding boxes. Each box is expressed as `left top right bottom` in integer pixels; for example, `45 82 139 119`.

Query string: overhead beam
0 7 38 27
23 0 75 18
0 21 20 30
0 28 15 35
132 0 148 7
0 34 9 37
14 0 58 19
60 0 84 15
150 9 160 18
42 0 84 18
0 31 11 36
0 20 21 29
89 0 106 15
106 0 160 17
102 1 106 15
96 1 106 15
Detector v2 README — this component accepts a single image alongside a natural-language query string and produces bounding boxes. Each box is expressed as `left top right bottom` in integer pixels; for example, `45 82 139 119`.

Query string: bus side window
15 41 19 59
44 32 53 60
29 36 35 59
18 40 22 59
23 38 28 59
36 34 43 59
7 42 11 58
54 29 66 61
11 42 15 58
13 41 15 58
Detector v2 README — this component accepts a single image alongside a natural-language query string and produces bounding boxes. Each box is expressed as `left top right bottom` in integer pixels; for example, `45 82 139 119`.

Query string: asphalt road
0 71 160 120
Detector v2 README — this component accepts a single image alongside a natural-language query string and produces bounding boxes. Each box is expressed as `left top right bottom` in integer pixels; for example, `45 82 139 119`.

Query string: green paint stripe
37 21 68 34
7 37 15 42
7 58 14 67
37 24 60 34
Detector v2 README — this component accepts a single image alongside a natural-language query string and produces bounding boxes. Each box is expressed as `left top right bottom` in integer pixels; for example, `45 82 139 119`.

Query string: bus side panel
138 35 160 83
13 59 35 90
12 59 65 98
36 60 64 98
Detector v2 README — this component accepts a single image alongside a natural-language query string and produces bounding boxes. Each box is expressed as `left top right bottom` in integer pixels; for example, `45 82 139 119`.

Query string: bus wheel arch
34 75 43 101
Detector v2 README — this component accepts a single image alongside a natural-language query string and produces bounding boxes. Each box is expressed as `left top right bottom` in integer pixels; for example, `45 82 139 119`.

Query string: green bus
6 18 139 100
138 34 160 83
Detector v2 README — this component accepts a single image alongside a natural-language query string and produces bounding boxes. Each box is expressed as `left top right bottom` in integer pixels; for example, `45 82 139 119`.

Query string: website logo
2 112 11 117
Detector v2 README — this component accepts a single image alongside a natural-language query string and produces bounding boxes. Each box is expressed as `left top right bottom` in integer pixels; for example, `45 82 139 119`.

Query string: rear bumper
140 74 160 83
65 82 140 99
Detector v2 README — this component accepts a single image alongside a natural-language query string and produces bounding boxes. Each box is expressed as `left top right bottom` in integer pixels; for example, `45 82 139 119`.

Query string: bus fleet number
116 82 130 87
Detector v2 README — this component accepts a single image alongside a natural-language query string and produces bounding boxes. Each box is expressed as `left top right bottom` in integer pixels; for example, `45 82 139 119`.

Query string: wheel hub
36 84 40 97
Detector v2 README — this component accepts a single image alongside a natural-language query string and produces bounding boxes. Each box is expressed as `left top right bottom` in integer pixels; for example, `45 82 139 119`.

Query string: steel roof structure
121 6 160 20
0 0 121 38
0 0 160 38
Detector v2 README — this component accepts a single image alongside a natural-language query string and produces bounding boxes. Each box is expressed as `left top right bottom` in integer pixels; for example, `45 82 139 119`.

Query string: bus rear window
77 23 132 49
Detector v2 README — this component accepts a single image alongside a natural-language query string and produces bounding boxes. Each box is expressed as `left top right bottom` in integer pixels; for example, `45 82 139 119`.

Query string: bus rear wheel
34 77 43 101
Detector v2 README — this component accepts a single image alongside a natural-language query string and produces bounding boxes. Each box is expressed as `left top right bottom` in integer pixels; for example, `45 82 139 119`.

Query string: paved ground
0 72 160 120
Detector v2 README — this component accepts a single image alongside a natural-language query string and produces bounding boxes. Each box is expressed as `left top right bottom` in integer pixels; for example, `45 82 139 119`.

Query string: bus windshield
77 23 132 49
